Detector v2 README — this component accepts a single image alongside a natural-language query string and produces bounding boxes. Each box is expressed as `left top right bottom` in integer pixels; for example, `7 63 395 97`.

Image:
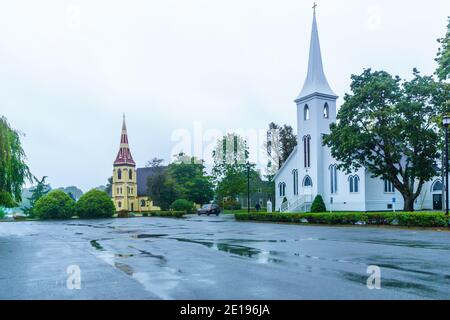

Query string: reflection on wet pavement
3 215 449 299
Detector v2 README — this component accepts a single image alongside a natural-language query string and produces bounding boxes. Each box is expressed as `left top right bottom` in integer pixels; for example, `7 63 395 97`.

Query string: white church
274 10 443 213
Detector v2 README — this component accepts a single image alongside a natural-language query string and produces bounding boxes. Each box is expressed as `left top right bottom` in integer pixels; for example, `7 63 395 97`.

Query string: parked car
197 204 221 216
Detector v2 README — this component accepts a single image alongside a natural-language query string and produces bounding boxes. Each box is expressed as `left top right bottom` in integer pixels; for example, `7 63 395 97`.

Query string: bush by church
235 211 449 228
33 190 76 220
171 199 194 214
310 195 326 212
76 189 115 219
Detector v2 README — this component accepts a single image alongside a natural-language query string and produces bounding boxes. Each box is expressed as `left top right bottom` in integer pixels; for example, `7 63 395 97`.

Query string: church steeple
296 7 336 102
114 114 136 167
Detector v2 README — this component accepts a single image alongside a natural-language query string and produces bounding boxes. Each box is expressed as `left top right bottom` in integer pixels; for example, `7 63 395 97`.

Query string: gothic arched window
330 165 338 194
279 182 286 197
304 105 310 120
129 169 133 180
117 169 122 180
384 179 395 193
292 170 298 195
303 135 311 168
303 175 312 187
349 175 360 193
323 103 329 119
432 180 442 192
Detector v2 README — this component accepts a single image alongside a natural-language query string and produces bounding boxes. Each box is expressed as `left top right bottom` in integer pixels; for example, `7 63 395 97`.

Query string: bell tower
295 7 338 197
112 115 138 212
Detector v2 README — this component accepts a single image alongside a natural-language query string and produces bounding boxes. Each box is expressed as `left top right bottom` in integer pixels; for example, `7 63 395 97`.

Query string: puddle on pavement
133 234 168 239
351 238 450 250
114 262 134 276
90 240 104 251
339 271 439 297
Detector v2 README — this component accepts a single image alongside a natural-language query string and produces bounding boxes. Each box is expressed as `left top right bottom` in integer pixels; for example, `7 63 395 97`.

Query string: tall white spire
296 9 336 101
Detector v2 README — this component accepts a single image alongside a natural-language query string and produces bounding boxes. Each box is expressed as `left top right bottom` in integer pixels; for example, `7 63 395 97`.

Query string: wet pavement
0 214 449 299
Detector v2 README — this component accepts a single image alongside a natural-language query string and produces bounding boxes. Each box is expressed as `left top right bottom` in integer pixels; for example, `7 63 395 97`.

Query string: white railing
280 194 313 213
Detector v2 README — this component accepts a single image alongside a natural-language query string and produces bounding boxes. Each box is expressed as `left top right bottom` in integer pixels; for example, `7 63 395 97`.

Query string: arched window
384 179 395 193
303 135 311 168
432 180 443 192
349 175 360 193
117 169 122 180
129 169 133 180
303 176 312 187
329 165 338 194
292 170 299 195
323 103 329 119
141 200 146 207
118 201 122 208
279 182 286 197
304 105 310 120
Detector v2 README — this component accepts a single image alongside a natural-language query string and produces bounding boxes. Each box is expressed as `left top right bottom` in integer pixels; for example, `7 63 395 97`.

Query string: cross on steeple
312 2 317 14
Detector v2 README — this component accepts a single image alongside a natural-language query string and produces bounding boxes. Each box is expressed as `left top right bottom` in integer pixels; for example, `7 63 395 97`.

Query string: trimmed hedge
147 210 186 218
234 212 449 228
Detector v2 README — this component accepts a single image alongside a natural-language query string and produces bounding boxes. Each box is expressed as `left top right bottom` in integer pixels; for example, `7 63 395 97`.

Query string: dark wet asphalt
0 214 449 300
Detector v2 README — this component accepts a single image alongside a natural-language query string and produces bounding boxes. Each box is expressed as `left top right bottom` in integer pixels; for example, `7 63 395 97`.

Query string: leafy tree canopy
76 189 115 219
34 189 76 220
23 176 51 217
323 69 449 211
0 116 31 207
264 122 297 178
436 17 450 81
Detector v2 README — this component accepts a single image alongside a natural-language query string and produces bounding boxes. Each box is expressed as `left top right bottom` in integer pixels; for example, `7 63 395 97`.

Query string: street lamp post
443 116 450 215
246 162 250 214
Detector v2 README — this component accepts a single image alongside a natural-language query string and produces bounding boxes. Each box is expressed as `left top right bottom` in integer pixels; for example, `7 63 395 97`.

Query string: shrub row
171 199 195 213
234 212 449 228
34 189 115 220
146 210 186 218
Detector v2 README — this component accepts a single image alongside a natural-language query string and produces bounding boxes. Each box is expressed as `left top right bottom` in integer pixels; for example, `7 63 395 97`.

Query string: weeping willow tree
0 116 31 207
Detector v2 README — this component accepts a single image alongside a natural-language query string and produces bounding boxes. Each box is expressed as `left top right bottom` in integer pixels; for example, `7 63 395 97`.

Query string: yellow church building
112 116 160 212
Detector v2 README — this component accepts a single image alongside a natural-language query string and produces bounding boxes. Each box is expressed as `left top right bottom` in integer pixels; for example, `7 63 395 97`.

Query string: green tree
323 69 448 211
0 116 31 207
264 122 298 178
34 190 76 220
105 176 113 196
212 134 259 201
23 176 51 217
168 153 214 205
146 159 177 210
436 17 450 81
170 199 194 213
310 195 327 213
76 189 115 219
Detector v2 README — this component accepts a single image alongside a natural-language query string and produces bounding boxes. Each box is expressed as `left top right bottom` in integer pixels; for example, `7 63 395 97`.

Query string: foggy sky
0 0 448 191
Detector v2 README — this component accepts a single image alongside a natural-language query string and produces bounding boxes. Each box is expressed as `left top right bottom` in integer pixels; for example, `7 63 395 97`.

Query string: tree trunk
403 194 415 212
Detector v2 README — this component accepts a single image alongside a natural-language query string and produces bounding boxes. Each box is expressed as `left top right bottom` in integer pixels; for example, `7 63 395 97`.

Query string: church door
131 203 134 212
433 194 442 210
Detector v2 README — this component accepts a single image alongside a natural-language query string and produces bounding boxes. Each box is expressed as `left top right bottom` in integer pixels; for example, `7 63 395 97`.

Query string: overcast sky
0 0 448 192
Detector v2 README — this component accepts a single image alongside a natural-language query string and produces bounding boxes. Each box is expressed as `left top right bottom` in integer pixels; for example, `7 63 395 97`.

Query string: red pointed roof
114 115 136 167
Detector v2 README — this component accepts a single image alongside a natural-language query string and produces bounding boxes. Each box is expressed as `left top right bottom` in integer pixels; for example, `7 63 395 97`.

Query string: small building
236 177 274 210
111 116 160 212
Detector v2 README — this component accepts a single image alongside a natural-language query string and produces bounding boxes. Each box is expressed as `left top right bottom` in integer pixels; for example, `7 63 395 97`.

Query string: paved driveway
0 215 449 299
